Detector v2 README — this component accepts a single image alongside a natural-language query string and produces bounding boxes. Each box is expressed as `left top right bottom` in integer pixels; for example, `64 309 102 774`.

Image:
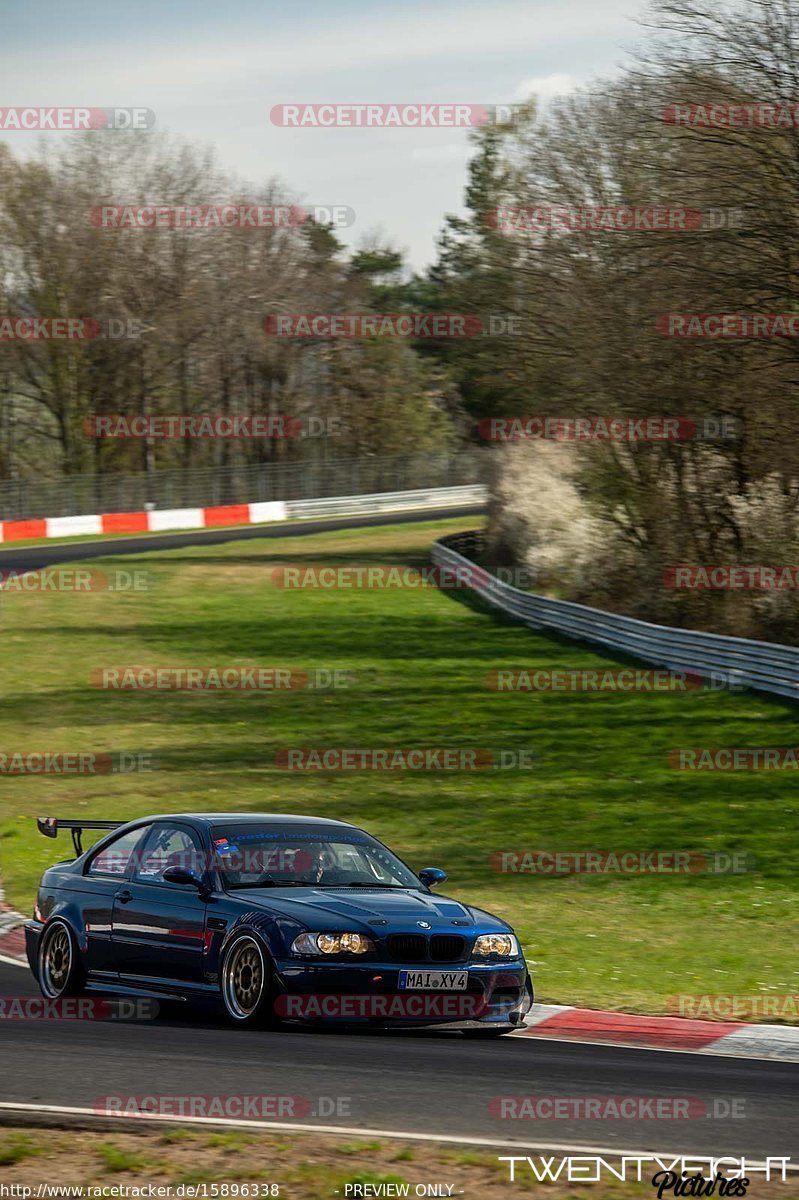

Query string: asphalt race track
1 962 797 1156
0 506 483 575
1 508 797 1159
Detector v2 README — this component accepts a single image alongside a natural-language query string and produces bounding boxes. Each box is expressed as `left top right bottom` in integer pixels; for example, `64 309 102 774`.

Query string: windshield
211 824 421 890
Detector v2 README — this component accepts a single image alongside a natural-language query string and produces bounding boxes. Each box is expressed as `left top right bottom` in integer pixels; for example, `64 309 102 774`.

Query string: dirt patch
0 1126 795 1199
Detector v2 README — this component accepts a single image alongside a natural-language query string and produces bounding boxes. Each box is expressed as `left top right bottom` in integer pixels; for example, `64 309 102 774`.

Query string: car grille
430 935 467 962
385 933 468 963
387 934 427 962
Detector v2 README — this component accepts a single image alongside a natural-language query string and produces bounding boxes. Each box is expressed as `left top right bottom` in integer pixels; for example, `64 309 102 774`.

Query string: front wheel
220 933 280 1028
38 919 86 1000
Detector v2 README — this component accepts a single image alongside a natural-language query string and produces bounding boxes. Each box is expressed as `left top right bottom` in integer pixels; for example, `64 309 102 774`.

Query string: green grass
1 515 797 1016
95 1142 149 1173
0 1133 42 1166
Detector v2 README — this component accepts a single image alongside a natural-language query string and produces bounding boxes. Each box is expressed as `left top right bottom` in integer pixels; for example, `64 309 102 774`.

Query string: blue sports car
26 813 533 1035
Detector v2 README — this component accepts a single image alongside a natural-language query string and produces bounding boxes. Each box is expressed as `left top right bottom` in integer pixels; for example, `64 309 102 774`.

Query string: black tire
220 932 281 1028
38 919 86 1000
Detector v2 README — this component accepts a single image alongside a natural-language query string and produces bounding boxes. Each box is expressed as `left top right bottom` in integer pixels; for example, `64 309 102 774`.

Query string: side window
88 826 151 878
133 824 204 885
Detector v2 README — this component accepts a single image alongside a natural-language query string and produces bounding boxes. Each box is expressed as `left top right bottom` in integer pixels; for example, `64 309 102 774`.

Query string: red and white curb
0 880 26 966
516 1002 799 1061
0 484 487 544
0 501 287 543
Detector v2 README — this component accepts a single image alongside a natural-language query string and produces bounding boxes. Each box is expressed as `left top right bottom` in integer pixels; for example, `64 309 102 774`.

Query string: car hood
226 887 509 932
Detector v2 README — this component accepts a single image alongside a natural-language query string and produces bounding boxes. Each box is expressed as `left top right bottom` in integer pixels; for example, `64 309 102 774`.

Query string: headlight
472 934 518 958
291 931 375 956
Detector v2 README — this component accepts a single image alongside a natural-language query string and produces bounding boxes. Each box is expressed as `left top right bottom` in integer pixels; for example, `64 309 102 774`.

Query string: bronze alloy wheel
222 936 266 1020
39 921 74 999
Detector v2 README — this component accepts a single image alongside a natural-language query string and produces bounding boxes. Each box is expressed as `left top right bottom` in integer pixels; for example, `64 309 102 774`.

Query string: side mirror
163 866 208 895
419 867 448 889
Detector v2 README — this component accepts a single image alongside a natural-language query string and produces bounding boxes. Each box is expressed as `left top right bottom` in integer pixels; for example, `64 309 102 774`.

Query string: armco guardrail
0 486 488 544
285 485 486 520
432 531 799 704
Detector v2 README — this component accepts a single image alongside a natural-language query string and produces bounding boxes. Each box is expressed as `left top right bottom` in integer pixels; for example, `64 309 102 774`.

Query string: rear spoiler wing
37 817 125 857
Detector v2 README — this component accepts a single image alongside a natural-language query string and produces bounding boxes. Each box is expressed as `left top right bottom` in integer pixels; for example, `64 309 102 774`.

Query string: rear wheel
38 919 86 1000
220 934 280 1028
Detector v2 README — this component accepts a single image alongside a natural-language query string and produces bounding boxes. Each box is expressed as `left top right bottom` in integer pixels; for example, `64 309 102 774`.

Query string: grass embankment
0 516 796 1016
1 1127 796 1198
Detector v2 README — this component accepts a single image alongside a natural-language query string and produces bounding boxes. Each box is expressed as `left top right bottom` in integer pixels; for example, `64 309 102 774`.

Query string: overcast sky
0 0 647 268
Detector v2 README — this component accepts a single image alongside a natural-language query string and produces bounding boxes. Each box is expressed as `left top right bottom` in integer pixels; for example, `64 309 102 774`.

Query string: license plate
398 970 468 991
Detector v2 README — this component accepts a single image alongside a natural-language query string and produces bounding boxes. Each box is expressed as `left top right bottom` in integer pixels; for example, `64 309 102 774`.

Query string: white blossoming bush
486 443 799 641
727 475 799 636
486 441 623 594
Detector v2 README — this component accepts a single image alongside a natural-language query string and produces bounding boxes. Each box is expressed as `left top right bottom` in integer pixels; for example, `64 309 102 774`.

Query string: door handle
116 889 133 903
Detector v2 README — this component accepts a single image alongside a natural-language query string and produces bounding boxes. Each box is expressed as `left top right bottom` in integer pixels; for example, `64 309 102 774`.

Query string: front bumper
24 921 43 979
272 958 533 1027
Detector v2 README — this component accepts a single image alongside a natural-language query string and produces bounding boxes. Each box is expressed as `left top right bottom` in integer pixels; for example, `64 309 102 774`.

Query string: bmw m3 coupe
26 813 533 1035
